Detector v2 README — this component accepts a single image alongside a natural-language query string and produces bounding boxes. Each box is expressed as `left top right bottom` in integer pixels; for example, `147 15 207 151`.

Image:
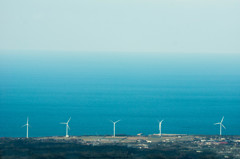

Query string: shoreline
1 133 239 139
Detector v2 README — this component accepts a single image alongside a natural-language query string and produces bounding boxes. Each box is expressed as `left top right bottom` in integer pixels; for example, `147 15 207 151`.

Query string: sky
0 0 240 54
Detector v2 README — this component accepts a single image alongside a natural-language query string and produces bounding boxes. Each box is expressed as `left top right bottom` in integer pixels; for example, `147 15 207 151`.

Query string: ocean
0 51 240 137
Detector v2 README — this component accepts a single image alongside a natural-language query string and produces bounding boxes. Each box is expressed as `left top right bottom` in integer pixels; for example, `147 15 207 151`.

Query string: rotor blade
214 123 220 125
60 122 66 124
160 120 164 123
221 116 224 123
22 124 27 127
68 125 70 130
67 117 71 123
222 124 226 129
115 120 120 123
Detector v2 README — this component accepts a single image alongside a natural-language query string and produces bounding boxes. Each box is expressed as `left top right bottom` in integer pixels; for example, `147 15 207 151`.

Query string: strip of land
1 134 240 159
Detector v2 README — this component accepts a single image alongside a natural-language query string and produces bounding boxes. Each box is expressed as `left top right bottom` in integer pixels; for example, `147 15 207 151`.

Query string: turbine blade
67 117 71 123
214 123 220 125
115 120 120 123
60 122 66 124
222 124 226 129
221 116 224 123
68 125 70 130
22 124 27 127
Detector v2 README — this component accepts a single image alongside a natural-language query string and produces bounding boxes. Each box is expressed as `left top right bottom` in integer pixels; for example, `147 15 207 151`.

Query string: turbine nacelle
158 120 164 124
111 120 120 124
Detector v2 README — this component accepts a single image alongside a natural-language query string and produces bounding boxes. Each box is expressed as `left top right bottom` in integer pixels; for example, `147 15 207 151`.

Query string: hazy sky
0 0 240 53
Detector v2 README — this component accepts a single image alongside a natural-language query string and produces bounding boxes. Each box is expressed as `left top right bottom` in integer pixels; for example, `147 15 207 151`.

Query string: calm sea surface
0 52 240 137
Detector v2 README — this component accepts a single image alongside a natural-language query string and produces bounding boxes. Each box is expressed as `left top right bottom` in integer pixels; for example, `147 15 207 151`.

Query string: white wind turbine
158 120 164 136
60 117 71 137
22 117 30 138
214 116 226 136
111 120 120 137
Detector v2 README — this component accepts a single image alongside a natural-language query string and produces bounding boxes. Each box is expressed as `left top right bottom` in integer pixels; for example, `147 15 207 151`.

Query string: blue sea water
0 51 240 137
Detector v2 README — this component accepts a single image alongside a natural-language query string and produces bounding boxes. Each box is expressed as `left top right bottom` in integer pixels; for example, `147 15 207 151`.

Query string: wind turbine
22 117 30 138
111 120 120 137
214 116 226 136
158 120 164 137
60 117 71 137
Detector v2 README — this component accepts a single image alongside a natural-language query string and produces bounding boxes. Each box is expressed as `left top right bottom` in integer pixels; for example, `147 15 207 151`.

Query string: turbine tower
214 116 226 136
22 117 30 138
158 120 164 136
111 120 120 137
60 117 71 137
